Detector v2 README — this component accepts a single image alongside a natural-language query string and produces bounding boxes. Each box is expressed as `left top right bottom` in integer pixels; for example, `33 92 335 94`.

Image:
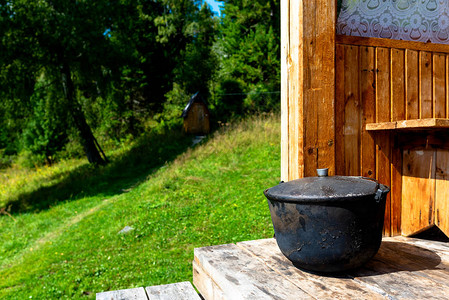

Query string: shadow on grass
4 129 194 215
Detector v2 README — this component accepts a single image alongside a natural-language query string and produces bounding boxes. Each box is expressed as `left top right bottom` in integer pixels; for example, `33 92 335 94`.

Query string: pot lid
264 169 380 203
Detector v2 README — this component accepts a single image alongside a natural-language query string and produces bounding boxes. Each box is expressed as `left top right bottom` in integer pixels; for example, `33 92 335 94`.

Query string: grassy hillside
0 113 280 299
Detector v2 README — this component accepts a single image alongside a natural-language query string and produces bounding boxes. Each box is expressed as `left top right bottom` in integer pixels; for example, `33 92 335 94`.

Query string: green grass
0 113 280 299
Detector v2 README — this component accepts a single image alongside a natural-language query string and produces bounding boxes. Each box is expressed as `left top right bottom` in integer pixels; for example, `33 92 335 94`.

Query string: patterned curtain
336 0 449 44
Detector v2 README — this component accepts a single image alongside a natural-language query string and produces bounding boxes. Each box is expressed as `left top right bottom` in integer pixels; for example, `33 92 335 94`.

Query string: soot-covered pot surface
264 169 390 273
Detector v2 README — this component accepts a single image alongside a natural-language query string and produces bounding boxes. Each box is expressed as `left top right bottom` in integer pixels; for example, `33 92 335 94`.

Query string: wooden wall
335 35 449 237
280 0 449 238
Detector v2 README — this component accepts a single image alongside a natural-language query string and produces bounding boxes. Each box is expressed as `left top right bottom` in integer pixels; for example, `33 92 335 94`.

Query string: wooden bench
193 236 449 299
96 281 201 300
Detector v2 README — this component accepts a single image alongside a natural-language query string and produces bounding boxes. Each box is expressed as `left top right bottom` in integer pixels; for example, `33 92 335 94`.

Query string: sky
204 0 223 16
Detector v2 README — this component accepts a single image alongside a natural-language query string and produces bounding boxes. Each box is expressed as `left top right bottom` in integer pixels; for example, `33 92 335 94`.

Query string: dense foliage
0 0 280 166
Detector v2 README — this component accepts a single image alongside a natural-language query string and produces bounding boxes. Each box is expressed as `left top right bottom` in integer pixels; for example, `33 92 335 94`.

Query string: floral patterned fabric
337 0 449 44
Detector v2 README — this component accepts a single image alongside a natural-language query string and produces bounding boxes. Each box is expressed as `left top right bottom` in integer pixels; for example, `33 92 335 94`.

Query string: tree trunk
61 62 108 165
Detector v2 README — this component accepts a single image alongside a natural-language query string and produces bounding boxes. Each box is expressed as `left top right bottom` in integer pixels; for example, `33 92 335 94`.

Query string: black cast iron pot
264 169 390 273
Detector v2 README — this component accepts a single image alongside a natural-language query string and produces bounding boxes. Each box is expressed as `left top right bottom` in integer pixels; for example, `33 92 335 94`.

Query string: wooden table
193 236 449 299
96 281 201 300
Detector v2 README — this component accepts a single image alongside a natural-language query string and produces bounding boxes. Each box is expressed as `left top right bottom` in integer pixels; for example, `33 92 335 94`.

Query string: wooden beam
337 35 449 54
281 0 336 180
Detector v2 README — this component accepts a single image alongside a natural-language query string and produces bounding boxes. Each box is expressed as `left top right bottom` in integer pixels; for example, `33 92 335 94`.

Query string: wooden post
281 0 336 181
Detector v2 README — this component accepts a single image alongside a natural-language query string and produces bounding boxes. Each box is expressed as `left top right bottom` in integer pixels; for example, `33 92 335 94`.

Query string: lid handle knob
317 168 329 177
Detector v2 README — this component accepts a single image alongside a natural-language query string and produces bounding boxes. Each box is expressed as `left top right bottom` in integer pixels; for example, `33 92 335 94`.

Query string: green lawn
0 114 280 299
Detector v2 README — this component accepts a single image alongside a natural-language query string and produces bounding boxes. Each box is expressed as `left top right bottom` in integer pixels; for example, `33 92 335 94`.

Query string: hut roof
181 92 207 118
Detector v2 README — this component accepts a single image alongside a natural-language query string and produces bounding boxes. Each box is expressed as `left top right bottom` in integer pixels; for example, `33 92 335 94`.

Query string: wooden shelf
366 118 449 131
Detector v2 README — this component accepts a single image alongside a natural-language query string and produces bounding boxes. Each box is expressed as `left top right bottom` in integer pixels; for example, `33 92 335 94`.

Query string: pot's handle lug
375 184 391 203
374 189 383 203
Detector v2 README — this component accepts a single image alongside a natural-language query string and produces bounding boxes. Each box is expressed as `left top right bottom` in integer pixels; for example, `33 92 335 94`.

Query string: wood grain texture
195 237 449 300
282 0 336 180
391 49 406 121
287 0 301 180
402 149 436 236
280 0 289 182
302 0 318 177
433 54 446 118
406 50 420 119
344 45 360 176
376 47 391 122
337 35 449 54
377 132 391 236
366 118 449 131
145 282 200 300
360 46 376 178
237 239 386 300
335 44 346 175
447 54 449 118
351 240 449 299
193 244 313 299
420 51 433 118
193 261 226 300
316 0 336 176
435 149 449 237
96 287 148 300
391 138 402 236
376 47 392 236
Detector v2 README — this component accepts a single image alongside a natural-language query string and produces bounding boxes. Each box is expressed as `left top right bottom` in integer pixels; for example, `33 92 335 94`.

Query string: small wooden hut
281 0 449 238
181 92 210 135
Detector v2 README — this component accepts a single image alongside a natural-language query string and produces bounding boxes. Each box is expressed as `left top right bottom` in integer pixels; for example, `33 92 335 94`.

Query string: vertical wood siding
335 42 449 236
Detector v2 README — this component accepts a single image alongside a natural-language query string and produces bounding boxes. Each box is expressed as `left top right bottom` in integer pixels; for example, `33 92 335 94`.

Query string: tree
0 0 218 165
214 0 280 114
1 0 113 164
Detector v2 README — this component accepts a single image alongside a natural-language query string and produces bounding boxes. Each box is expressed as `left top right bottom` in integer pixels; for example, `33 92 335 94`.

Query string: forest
0 0 280 168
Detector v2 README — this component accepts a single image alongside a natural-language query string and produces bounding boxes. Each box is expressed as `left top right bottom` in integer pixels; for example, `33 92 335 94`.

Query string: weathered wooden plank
447 54 449 118
351 254 449 299
285 0 336 180
195 237 449 300
366 118 449 131
336 35 449 54
96 287 148 300
344 45 360 176
375 46 392 235
316 0 335 176
363 240 449 293
365 122 397 131
377 131 391 236
406 50 420 120
390 49 405 235
435 149 449 238
391 138 402 236
401 149 436 236
388 236 449 256
145 282 200 300
193 260 226 300
237 239 386 300
420 51 433 118
391 49 406 121
303 0 318 177
280 0 289 182
287 0 302 180
377 240 449 271
376 47 390 123
433 53 446 118
193 243 313 299
360 46 376 179
335 44 345 175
